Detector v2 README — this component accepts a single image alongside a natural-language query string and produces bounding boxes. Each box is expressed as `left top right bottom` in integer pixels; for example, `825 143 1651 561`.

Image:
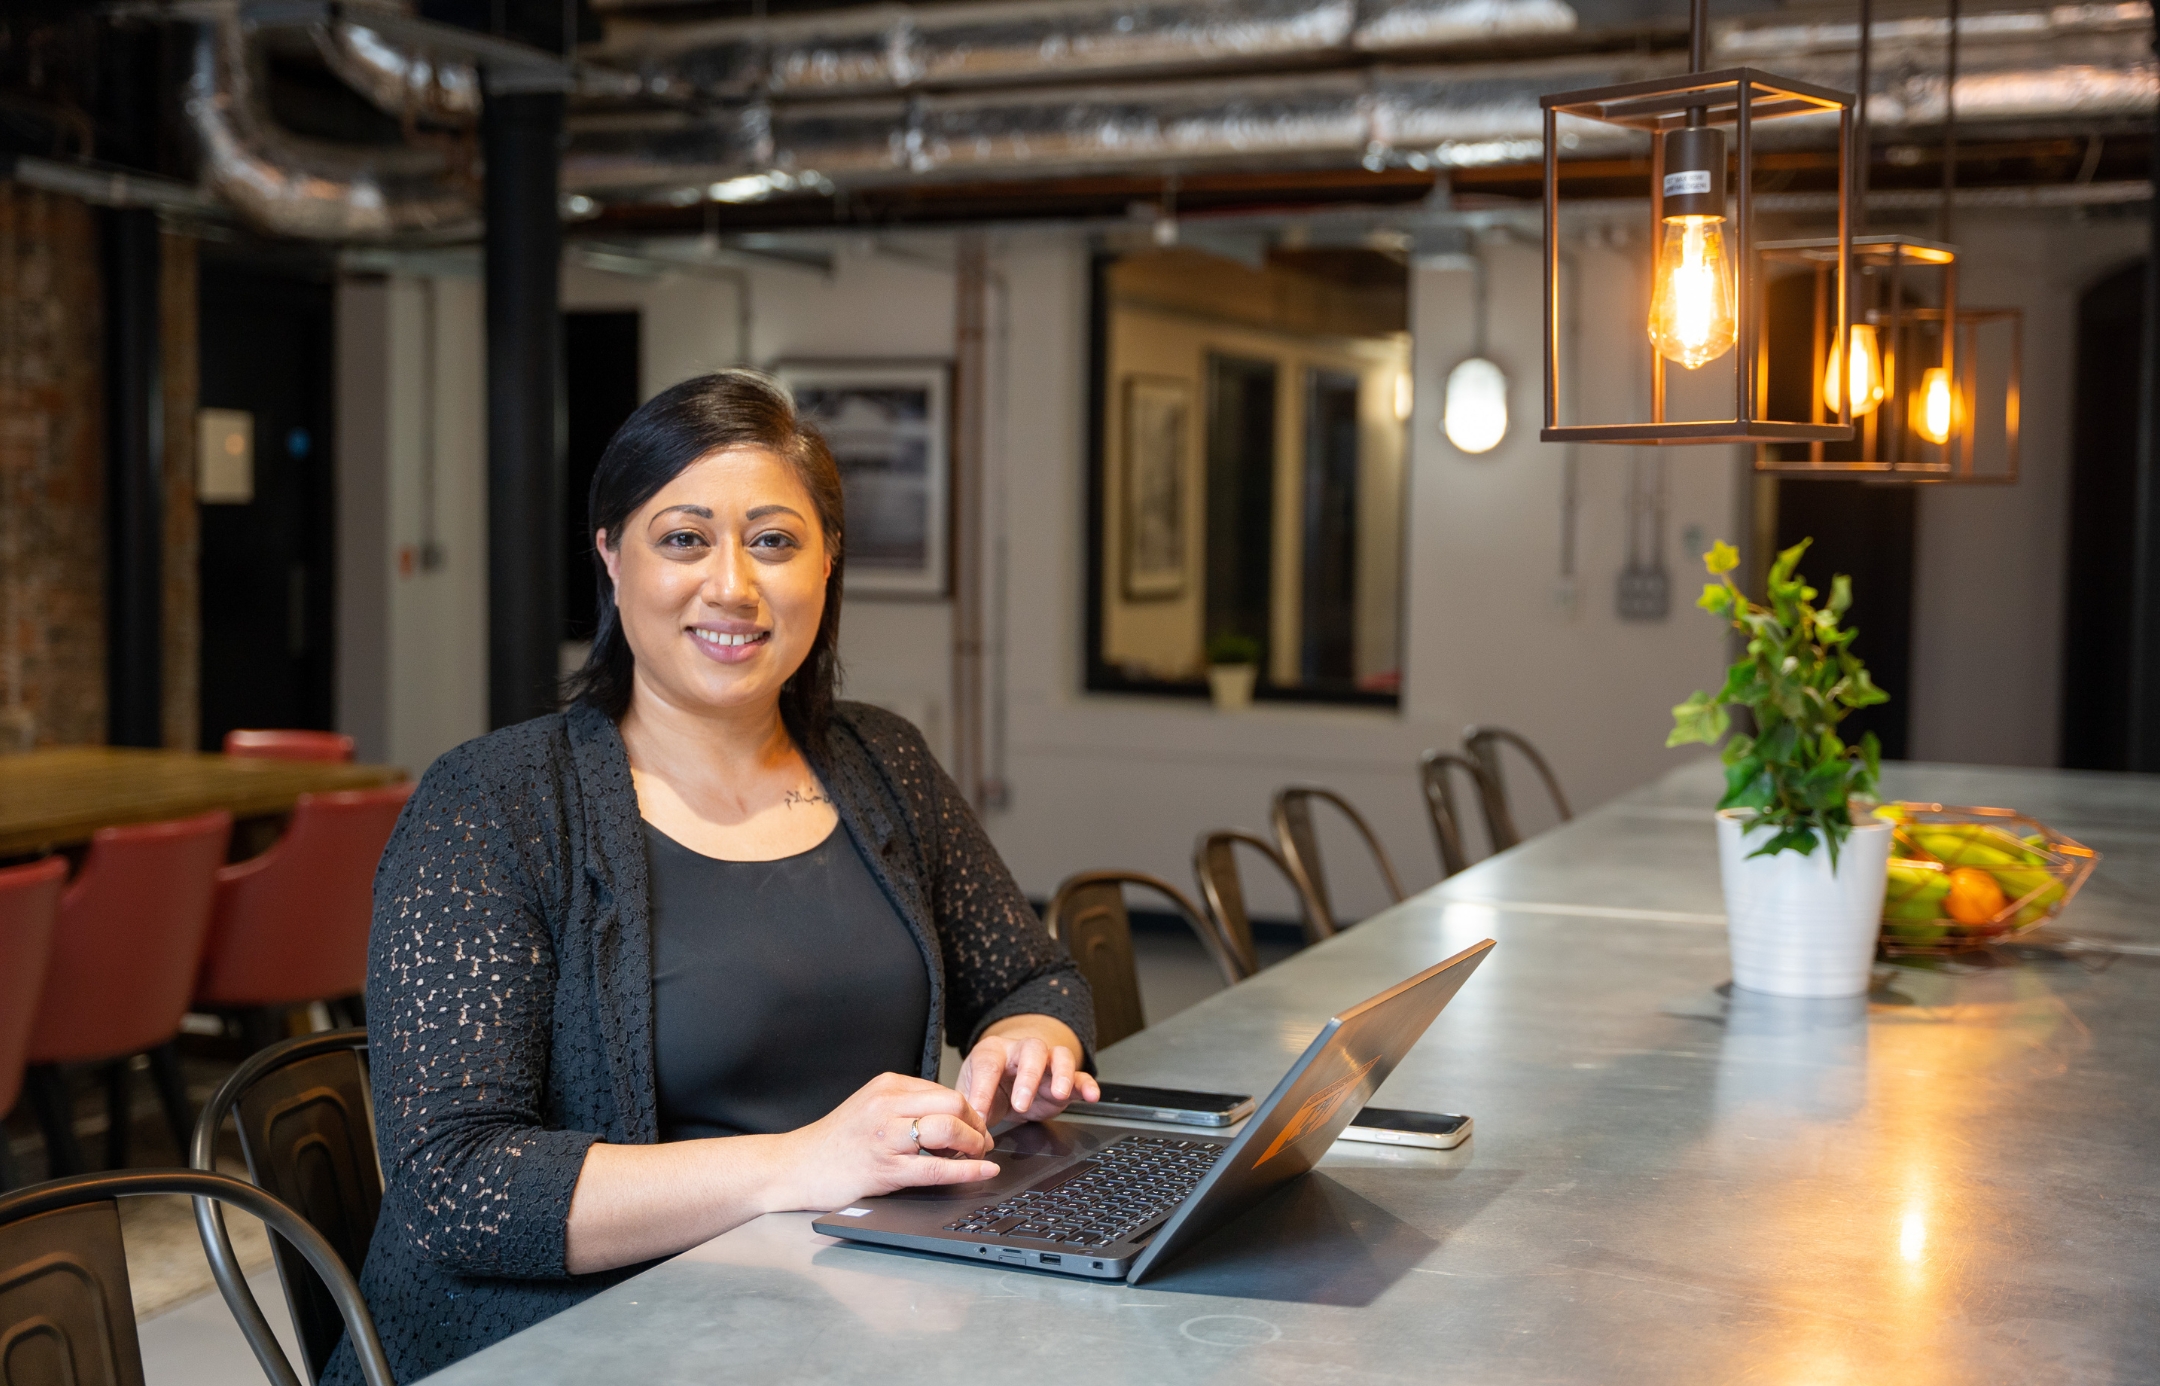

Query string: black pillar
103 207 163 748
2135 12 2160 769
483 89 566 729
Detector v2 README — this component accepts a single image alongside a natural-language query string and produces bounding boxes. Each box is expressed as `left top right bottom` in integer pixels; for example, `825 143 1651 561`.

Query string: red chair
196 783 415 1041
0 856 66 1191
22 811 232 1177
223 728 357 762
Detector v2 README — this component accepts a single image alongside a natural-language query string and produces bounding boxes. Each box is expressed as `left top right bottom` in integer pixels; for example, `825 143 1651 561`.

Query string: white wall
1906 211 2145 766
335 272 489 776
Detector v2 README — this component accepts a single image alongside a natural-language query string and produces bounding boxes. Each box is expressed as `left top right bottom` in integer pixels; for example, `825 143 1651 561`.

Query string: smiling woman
325 372 1098 1386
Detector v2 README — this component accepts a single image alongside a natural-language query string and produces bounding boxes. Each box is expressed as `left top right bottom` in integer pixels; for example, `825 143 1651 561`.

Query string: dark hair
565 370 845 749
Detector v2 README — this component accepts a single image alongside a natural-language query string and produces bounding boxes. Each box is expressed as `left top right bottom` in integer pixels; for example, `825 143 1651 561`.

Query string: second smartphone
1065 1081 1256 1127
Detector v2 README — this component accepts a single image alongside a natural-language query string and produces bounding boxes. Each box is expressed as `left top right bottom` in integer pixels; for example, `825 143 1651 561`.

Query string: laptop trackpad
876 1153 1065 1202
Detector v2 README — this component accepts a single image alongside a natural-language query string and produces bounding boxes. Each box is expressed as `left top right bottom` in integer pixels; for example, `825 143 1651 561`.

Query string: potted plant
1668 539 1894 998
1204 632 1261 711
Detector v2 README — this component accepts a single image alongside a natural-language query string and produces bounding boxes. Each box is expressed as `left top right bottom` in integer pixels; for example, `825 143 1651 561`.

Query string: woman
329 372 1098 1384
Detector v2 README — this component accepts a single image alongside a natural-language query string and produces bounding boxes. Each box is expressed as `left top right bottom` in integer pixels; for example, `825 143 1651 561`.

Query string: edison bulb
1821 324 1886 416
1443 357 1508 454
1915 366 1957 445
1647 215 1737 369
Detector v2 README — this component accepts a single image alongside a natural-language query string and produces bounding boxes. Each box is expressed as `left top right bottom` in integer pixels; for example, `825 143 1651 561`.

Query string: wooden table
0 747 406 857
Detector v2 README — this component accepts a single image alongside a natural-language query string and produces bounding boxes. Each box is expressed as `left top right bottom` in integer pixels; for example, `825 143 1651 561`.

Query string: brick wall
0 186 200 752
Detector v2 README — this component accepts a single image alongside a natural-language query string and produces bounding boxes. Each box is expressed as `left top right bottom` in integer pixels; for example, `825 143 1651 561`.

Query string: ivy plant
1668 539 1887 865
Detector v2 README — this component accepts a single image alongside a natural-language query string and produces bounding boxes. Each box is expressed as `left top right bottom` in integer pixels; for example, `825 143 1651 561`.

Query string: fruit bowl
1875 803 2100 955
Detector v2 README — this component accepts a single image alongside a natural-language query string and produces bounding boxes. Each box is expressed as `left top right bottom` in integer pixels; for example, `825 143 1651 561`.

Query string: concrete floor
28 923 1301 1384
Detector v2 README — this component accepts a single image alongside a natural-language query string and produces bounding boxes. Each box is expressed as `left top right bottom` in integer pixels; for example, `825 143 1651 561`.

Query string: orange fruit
1944 867 2007 925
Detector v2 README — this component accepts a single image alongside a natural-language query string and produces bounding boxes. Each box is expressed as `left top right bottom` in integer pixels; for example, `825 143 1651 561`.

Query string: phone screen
1351 1106 1469 1136
1089 1083 1251 1115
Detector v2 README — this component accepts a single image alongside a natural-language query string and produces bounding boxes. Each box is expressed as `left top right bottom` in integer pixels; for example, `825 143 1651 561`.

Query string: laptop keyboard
942 1134 1223 1247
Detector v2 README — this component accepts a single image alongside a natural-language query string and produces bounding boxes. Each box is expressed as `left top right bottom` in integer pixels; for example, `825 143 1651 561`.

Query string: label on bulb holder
1663 170 1712 197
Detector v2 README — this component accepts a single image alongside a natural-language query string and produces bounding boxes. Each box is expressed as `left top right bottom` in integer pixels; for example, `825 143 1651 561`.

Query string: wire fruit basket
1876 802 2099 955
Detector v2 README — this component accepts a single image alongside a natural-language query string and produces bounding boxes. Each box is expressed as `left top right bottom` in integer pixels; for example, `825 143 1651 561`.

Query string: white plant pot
1716 809 1894 999
1207 664 1257 711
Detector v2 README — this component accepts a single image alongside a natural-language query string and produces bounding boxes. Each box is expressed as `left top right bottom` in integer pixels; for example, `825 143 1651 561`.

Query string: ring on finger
908 1118 923 1154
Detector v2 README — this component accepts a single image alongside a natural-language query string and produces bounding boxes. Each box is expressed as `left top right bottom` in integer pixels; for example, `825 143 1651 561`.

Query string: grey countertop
424 760 2160 1384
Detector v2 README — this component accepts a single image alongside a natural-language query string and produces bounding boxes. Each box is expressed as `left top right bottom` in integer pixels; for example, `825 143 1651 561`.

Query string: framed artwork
775 360 950 598
1121 375 1191 601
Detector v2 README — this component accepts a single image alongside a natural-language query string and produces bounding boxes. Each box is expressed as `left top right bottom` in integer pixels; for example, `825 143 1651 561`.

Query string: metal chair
1463 725 1574 851
1191 830 1319 977
0 857 66 1192
223 729 357 762
1270 787 1406 937
193 1029 381 1386
0 1167 392 1386
1419 751 1498 878
1044 871 1242 1047
23 810 232 1176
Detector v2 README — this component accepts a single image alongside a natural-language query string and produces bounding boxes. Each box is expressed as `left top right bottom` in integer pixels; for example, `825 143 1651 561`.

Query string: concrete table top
423 759 2160 1384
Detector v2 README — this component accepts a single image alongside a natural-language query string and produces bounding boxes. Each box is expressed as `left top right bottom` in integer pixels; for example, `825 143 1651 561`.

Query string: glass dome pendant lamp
1538 0 1857 446
1444 251 1510 455
1753 0 2022 483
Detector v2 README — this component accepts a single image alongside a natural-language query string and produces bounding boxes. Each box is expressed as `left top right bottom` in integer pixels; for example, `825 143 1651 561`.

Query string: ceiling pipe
183 15 478 238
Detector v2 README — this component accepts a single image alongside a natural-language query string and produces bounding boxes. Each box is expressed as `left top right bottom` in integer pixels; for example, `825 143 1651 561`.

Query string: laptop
812 938 1492 1282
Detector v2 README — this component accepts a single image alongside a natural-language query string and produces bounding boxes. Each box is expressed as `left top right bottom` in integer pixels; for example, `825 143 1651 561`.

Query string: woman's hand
768 1072 1001 1212
958 1016 1100 1127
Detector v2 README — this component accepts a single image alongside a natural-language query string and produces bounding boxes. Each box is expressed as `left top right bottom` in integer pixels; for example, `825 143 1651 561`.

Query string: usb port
1039 1253 1062 1265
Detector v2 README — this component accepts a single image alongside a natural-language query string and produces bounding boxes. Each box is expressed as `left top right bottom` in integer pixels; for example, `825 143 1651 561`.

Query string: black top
646 821 931 1141
325 701 1094 1386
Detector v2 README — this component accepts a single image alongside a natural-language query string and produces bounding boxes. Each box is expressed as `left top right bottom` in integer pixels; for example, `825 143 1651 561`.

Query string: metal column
483 87 567 729
103 207 163 747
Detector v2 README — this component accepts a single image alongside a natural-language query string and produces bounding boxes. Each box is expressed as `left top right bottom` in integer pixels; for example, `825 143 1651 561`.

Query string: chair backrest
223 729 357 763
193 1029 382 1385
28 811 232 1066
1270 787 1406 937
0 1167 393 1386
198 784 417 1008
1044 871 1241 1048
1418 751 1497 878
1191 830 1316 978
1463 725 1574 851
0 857 66 1120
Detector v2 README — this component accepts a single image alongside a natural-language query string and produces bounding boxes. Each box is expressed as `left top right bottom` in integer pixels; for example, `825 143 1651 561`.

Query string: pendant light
1539 0 1857 446
1444 251 1509 454
1753 0 2022 482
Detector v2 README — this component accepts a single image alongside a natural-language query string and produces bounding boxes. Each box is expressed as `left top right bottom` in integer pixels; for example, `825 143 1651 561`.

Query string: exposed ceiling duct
144 0 2156 236
595 0 1581 101
183 13 479 238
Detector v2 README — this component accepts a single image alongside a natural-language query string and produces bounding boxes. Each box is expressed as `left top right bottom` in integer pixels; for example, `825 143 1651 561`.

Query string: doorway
196 259 336 749
563 311 641 644
2061 260 2144 770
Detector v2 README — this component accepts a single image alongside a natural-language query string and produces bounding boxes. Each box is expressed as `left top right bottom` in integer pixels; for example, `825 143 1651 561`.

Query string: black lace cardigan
324 700 1095 1385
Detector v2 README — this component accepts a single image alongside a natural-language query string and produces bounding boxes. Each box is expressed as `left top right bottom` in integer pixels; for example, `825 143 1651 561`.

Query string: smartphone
1338 1106 1472 1149
1066 1081 1256 1127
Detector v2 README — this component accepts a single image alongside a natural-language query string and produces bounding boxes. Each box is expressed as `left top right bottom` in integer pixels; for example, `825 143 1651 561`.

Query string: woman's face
600 445 833 721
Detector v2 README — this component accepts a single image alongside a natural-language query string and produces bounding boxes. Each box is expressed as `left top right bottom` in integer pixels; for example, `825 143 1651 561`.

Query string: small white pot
1716 809 1893 998
1207 664 1257 711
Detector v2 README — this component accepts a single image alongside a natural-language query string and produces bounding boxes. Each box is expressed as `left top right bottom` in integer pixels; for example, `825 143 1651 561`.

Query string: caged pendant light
1539 0 1857 446
1754 0 2022 482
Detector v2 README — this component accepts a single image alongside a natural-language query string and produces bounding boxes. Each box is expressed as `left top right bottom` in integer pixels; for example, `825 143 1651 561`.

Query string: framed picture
1121 375 1192 601
775 360 950 598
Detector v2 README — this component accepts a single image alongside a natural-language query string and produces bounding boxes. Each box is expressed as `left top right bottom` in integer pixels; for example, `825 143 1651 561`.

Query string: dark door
2061 259 2144 770
196 261 336 749
1774 481 1915 760
1204 354 1277 668
563 311 641 643
1300 369 1359 685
